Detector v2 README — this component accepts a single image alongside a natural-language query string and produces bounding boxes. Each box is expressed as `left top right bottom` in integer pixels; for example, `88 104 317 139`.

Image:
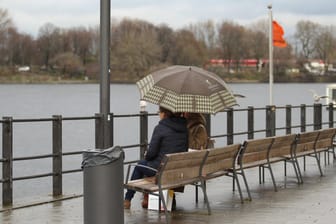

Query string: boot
142 193 149 208
124 199 131 209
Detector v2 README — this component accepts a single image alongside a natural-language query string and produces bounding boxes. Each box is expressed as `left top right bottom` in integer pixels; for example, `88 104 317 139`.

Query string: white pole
268 5 273 105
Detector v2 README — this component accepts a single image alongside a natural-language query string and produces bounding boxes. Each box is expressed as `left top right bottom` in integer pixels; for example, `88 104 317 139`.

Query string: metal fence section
0 103 335 206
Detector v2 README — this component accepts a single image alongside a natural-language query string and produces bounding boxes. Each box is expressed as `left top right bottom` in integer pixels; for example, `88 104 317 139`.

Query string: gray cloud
1 0 335 37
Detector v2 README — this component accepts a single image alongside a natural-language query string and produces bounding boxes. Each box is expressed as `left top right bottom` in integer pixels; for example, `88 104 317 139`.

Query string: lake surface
0 82 333 203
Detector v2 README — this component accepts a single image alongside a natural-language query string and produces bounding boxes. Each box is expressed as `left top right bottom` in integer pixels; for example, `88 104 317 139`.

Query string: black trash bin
82 146 124 224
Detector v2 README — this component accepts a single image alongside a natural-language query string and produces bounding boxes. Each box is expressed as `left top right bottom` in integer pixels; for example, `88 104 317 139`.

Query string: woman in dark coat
124 106 188 209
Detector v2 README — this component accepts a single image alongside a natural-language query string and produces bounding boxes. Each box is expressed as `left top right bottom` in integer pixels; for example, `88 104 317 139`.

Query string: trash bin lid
82 146 124 168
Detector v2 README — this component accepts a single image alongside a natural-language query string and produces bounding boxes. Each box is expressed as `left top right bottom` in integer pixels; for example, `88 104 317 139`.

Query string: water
0 82 332 203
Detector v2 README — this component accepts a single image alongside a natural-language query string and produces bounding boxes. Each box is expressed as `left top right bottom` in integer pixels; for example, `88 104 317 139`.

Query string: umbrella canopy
136 65 238 114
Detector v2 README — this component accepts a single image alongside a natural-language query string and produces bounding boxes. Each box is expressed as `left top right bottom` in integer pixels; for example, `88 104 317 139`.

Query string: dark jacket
145 116 188 169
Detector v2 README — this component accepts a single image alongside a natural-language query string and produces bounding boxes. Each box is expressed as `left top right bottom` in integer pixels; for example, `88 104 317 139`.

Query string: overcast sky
1 0 336 38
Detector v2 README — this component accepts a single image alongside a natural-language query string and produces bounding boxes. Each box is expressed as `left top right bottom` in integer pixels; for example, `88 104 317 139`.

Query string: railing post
328 103 334 128
227 108 234 145
139 111 148 160
247 106 254 139
286 105 292 134
266 105 276 137
95 113 113 149
52 115 63 196
313 103 322 130
300 104 306 132
2 117 13 206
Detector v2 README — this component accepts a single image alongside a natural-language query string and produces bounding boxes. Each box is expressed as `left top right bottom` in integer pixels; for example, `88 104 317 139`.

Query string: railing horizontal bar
12 118 54 123
122 144 141 149
63 169 82 174
13 154 55 161
62 116 97 121
62 151 83 156
13 172 54 181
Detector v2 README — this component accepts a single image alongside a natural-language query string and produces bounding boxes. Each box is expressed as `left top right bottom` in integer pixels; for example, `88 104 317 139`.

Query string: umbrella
136 65 237 114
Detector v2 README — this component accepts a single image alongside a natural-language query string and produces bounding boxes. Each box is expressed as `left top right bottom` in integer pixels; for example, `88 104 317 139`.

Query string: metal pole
100 0 111 149
268 5 274 105
84 1 123 224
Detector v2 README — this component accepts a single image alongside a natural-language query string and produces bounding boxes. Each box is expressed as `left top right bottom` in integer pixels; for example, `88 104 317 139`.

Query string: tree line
1 8 336 82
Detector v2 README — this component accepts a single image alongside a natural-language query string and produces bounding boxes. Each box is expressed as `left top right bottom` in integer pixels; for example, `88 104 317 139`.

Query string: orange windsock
273 21 287 48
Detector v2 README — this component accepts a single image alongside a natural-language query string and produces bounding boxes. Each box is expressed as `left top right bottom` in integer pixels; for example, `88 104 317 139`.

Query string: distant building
18 66 30 72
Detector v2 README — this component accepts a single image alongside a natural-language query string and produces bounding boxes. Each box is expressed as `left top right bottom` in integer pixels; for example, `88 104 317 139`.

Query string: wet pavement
1 158 336 224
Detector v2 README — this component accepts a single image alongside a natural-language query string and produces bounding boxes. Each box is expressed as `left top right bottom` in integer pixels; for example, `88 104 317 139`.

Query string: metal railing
1 103 335 206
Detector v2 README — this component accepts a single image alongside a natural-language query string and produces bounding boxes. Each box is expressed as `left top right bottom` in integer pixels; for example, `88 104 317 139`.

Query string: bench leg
267 164 278 192
314 152 324 176
240 169 252 201
284 160 287 176
158 189 169 224
195 183 199 203
200 180 211 215
290 160 302 184
233 170 244 203
294 157 304 184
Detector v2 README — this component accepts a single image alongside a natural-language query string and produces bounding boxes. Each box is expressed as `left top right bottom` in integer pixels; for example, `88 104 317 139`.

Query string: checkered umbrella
136 65 238 114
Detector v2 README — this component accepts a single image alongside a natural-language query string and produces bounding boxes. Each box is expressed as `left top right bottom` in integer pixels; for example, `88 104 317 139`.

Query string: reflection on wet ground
1 159 336 223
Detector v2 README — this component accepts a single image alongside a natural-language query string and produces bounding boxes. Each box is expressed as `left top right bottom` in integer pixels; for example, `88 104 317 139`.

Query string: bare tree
314 25 336 69
66 27 94 65
37 23 62 69
111 19 161 79
218 21 246 72
169 28 207 66
187 20 218 58
295 20 319 59
50 52 84 76
0 8 14 65
156 24 175 63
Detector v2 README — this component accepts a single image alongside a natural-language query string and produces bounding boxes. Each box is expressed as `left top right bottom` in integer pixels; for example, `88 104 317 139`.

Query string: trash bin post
82 146 124 224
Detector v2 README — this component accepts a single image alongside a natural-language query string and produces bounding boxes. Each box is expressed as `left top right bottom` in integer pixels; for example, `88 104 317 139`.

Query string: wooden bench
235 133 301 199
201 144 243 203
124 128 335 221
235 137 274 200
267 133 299 190
314 128 336 165
290 128 336 182
124 150 210 224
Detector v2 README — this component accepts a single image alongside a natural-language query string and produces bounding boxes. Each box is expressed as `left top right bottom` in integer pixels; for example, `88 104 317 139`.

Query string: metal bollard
82 146 124 224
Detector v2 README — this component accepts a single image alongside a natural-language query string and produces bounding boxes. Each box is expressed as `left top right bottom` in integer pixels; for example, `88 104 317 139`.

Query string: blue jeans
125 160 156 201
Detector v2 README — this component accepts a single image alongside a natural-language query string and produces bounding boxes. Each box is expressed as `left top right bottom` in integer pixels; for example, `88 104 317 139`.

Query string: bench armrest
125 163 158 183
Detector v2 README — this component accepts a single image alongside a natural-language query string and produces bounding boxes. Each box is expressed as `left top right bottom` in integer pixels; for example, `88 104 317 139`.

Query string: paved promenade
1 158 336 224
